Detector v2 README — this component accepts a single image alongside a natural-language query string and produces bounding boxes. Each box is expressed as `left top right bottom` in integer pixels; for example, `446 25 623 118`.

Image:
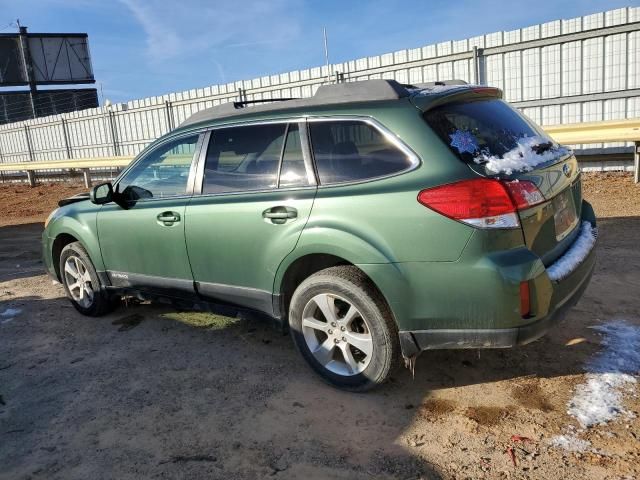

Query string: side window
309 120 413 184
279 124 311 188
117 135 198 200
202 124 286 194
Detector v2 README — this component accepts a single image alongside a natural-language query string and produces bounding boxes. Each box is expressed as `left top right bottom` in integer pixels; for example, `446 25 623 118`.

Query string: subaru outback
42 80 597 391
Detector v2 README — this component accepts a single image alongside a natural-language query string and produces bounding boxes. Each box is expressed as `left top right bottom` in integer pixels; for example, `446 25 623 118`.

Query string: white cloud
118 0 302 63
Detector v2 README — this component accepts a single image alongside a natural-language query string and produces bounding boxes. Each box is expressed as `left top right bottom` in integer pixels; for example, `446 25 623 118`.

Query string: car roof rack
180 79 468 128
233 98 300 108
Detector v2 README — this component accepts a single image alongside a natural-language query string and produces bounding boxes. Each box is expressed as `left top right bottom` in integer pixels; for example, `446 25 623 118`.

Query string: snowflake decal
449 130 479 155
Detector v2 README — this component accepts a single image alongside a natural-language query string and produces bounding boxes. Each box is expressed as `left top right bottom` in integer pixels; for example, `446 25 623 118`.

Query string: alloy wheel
63 256 94 308
301 293 374 376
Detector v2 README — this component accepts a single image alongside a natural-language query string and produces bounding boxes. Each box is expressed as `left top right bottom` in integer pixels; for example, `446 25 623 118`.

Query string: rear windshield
423 99 555 165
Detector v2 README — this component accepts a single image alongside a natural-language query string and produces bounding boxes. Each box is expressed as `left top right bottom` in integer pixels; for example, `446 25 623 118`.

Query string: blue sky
0 0 635 103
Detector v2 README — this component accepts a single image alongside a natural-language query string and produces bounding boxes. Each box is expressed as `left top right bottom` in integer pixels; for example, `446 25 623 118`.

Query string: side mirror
90 182 113 205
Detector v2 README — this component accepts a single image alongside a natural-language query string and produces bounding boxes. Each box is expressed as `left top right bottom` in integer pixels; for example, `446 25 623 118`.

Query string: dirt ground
0 173 639 479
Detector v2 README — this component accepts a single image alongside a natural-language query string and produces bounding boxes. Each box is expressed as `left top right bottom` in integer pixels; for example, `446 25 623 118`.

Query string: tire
59 241 114 317
288 266 399 391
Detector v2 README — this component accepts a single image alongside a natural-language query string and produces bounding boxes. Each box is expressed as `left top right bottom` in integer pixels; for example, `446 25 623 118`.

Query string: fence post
164 100 174 132
473 46 485 85
60 118 90 187
26 170 36 187
82 169 92 188
0 140 4 183
107 109 120 156
24 125 37 187
61 118 73 159
634 141 639 184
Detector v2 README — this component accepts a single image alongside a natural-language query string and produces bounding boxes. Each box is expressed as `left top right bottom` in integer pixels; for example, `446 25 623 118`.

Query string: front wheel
288 266 399 391
59 242 114 317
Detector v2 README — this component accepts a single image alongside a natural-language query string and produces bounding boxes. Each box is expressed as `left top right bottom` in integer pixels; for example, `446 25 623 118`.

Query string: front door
185 121 317 314
97 134 202 297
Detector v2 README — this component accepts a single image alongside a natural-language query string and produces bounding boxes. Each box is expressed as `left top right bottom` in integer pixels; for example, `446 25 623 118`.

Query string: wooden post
635 141 639 184
26 170 36 187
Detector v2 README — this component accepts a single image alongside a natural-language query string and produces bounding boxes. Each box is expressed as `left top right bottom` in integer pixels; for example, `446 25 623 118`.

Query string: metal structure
0 88 98 124
0 27 96 123
0 7 638 173
0 29 94 87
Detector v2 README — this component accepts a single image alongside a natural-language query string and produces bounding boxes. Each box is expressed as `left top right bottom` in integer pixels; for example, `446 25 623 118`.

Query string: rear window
309 120 414 184
423 99 554 164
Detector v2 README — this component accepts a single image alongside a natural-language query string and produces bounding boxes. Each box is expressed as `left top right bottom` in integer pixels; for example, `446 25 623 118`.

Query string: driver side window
117 135 199 201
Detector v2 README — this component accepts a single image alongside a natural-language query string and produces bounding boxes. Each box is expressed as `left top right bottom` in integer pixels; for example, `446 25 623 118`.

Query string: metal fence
0 6 639 169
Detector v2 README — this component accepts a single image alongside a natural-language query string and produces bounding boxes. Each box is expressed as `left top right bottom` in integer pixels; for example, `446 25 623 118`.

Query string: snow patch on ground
549 435 592 453
568 321 640 428
1 307 21 318
474 135 570 175
551 321 640 452
0 307 22 324
546 222 597 282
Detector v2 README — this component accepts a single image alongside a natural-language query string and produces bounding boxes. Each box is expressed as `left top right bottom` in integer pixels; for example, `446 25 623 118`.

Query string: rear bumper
399 251 595 356
396 202 597 358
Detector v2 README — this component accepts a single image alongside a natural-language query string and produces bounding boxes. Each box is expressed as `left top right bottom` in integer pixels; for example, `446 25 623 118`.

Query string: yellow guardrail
1 119 639 185
544 118 640 145
0 156 134 172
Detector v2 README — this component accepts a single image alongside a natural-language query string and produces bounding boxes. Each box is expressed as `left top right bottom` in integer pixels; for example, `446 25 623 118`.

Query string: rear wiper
530 142 554 154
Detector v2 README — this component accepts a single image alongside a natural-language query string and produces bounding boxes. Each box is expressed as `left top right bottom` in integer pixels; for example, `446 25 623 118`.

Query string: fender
272 225 394 299
46 202 105 272
272 225 415 327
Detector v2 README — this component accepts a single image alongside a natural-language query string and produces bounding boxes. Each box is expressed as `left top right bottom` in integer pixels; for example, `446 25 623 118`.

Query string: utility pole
17 22 37 119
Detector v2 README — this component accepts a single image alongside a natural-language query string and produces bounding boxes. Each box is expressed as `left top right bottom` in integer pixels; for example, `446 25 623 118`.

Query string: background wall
0 6 638 172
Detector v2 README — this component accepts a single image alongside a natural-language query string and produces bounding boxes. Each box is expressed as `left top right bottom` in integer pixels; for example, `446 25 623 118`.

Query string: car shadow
1 216 638 478
0 223 46 282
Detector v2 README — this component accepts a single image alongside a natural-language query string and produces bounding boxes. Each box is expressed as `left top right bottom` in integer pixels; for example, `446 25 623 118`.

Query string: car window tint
202 124 286 194
423 99 551 163
117 135 198 201
309 120 413 184
279 124 311 188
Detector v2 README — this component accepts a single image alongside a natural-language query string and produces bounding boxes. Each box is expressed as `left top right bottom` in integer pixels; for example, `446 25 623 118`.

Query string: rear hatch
416 88 582 266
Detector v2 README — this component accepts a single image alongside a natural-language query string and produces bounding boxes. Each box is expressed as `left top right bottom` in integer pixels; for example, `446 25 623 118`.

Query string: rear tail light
417 178 544 229
503 180 545 209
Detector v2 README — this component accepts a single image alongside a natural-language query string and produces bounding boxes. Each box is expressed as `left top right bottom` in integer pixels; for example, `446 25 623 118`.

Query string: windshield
424 99 566 174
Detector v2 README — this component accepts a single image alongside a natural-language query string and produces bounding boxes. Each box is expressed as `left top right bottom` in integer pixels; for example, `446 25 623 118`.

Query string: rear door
184 121 316 314
423 97 583 265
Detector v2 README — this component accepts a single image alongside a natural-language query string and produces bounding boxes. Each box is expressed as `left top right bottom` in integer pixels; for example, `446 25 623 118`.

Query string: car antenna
323 27 331 85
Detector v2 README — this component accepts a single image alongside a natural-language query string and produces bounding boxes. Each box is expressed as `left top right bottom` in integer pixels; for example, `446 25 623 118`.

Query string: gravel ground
0 173 639 479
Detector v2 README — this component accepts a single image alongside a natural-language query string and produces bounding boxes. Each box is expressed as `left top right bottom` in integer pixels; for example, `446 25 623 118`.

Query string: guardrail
1 119 639 186
545 119 640 183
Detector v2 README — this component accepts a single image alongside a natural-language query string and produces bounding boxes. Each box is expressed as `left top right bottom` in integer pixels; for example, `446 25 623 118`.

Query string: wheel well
279 254 389 322
52 233 78 281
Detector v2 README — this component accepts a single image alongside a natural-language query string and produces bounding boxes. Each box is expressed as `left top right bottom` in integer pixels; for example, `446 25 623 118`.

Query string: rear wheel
289 266 399 391
60 242 114 316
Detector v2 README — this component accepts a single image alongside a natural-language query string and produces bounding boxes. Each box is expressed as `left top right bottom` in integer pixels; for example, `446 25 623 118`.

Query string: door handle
263 206 297 224
157 211 181 226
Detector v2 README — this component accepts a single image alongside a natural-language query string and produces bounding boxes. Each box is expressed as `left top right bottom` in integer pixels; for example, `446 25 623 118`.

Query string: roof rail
180 79 436 128
233 98 299 108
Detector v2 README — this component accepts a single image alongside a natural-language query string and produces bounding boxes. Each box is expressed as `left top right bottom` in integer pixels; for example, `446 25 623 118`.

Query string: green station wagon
42 80 597 391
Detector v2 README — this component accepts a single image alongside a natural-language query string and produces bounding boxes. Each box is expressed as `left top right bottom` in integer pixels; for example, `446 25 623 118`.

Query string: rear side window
423 99 552 164
309 120 413 184
202 124 285 194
